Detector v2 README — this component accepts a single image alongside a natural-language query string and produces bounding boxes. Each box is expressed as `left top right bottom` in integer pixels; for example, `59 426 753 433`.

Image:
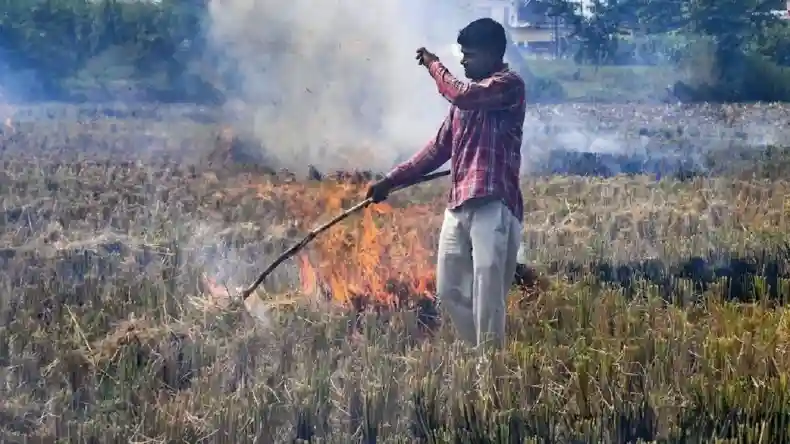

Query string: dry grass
2 104 790 443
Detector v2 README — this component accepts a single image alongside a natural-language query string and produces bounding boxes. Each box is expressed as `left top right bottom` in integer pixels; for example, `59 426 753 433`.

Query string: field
525 58 681 102
2 102 790 443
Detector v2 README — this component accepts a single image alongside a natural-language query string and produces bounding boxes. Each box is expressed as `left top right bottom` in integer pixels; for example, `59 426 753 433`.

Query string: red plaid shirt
385 60 526 222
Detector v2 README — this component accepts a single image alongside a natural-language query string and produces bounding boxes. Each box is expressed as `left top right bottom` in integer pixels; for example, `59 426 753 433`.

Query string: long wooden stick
239 169 451 301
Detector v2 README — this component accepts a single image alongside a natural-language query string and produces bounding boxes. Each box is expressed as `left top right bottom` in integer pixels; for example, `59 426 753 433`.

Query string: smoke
0 50 30 126
202 0 639 177
202 0 784 183
206 0 483 174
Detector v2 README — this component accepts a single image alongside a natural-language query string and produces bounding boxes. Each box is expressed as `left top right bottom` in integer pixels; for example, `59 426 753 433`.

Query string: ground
1 103 790 442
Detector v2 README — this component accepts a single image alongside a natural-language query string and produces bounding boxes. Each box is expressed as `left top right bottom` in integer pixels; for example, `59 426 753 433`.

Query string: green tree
0 0 214 102
547 0 632 65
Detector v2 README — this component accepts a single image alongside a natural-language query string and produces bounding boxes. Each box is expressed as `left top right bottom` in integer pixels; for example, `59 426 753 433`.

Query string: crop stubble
0 103 790 442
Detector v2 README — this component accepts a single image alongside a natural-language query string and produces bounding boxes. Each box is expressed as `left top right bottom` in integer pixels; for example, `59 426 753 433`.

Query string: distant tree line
0 0 220 103
2 0 790 103
543 0 790 101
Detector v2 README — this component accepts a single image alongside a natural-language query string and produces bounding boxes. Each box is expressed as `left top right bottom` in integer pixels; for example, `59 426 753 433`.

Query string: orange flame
282 179 440 306
207 133 444 309
298 253 318 296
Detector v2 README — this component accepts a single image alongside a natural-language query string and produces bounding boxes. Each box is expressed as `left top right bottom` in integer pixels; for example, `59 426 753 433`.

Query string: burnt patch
550 248 790 304
303 166 384 185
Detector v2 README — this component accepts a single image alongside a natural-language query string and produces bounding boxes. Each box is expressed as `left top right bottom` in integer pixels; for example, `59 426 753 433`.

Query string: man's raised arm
427 61 524 111
384 112 453 188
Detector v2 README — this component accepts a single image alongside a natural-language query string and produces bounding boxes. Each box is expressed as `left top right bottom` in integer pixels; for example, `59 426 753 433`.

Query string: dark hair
457 18 507 59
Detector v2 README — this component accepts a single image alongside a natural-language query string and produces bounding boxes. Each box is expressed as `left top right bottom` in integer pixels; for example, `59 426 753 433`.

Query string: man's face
460 46 498 81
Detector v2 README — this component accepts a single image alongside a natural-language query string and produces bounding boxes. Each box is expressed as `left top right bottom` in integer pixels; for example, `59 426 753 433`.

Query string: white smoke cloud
205 0 780 180
206 0 483 174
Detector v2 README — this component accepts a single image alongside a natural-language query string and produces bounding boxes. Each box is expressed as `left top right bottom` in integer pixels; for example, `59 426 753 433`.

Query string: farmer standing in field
366 18 526 351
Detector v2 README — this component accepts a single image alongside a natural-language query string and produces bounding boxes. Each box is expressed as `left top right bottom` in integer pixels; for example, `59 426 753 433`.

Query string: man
366 18 526 350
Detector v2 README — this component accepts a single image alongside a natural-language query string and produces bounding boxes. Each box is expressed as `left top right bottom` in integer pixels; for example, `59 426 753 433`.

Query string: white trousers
436 198 523 350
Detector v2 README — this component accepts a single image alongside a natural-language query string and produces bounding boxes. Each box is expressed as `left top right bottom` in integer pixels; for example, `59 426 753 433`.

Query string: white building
470 0 515 27
471 0 573 55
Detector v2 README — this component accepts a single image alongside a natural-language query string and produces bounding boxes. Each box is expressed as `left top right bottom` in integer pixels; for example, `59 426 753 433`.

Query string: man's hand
365 178 393 203
416 47 439 67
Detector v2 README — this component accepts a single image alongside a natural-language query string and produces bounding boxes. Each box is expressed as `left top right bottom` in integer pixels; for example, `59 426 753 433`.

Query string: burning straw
199 170 450 334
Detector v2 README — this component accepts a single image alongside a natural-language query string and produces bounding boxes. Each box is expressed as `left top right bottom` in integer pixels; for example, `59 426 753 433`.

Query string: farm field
2 103 790 442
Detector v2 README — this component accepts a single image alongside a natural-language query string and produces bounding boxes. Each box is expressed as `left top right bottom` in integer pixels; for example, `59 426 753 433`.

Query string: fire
240 177 443 308
298 253 318 296
293 181 440 307
201 156 542 328
205 123 444 311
